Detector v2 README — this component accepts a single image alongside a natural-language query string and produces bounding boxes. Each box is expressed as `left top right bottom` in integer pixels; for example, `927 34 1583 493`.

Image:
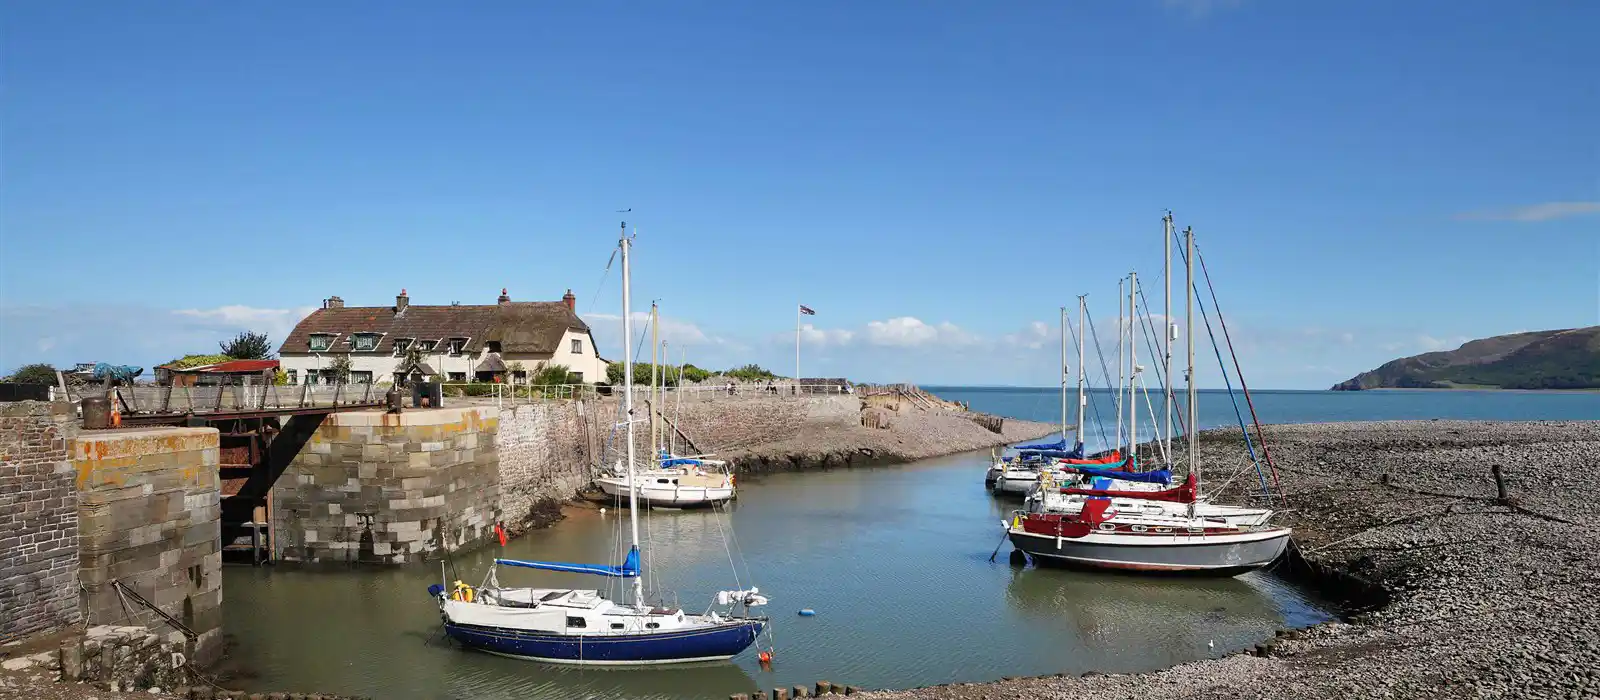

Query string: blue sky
2 0 1596 388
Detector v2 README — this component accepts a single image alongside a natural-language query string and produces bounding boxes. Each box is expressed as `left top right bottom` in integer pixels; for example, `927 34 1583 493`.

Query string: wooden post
1492 464 1509 503
792 686 811 698
845 686 861 695
729 695 749 700
773 689 789 700
815 682 832 696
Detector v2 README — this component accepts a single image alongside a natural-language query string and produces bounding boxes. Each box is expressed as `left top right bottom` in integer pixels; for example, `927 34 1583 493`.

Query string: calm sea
925 387 1599 452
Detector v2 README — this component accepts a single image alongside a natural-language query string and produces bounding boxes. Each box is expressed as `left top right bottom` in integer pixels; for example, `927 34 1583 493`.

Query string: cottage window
447 338 468 356
571 339 583 354
392 339 413 357
308 334 334 352
448 372 466 382
350 371 373 384
351 333 382 352
285 369 297 384
486 341 502 354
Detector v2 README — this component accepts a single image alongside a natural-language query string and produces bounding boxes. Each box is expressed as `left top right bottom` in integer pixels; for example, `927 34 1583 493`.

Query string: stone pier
72 427 224 664
0 401 81 642
271 406 501 564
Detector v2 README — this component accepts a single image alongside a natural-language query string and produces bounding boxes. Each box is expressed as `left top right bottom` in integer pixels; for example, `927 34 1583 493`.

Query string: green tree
328 355 352 383
220 331 274 359
726 363 779 381
395 344 429 382
529 363 579 387
273 368 289 386
6 363 58 384
680 364 712 383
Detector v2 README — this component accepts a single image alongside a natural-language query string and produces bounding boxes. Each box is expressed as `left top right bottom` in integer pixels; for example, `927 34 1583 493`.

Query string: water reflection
1002 568 1286 671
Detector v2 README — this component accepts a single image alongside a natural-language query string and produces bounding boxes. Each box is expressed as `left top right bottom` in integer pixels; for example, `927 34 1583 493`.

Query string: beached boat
433 223 768 664
1005 222 1291 576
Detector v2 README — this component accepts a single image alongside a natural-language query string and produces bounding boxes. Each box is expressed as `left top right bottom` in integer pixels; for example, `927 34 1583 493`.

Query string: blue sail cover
659 458 703 467
497 545 640 578
1016 438 1069 451
1068 465 1172 485
1019 442 1086 460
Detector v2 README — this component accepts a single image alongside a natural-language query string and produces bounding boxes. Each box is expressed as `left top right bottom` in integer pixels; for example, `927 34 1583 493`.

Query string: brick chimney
325 296 344 309
395 289 409 313
498 288 511 305
562 289 576 312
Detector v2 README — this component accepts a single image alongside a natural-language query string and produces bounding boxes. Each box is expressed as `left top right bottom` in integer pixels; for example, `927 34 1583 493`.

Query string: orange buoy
758 650 773 663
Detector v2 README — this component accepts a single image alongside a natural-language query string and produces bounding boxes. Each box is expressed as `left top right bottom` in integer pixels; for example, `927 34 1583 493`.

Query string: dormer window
351 333 382 352
308 334 335 352
419 340 438 352
392 338 413 357
486 341 502 354
447 337 468 356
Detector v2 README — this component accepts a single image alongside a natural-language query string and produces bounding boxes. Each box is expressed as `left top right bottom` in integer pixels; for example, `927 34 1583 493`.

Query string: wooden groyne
733 680 865 699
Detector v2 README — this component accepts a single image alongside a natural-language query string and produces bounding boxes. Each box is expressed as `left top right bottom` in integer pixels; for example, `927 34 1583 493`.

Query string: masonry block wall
496 402 594 535
273 407 501 564
617 393 859 456
0 401 81 643
71 427 223 664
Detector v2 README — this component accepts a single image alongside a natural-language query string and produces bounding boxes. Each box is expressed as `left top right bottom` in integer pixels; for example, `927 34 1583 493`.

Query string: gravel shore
861 420 1600 700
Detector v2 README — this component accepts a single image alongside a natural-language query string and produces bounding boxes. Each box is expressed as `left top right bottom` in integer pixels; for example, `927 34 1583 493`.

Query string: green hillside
1331 326 1600 390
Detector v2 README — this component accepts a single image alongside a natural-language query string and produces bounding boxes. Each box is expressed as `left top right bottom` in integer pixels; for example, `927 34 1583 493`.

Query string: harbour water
222 449 1332 698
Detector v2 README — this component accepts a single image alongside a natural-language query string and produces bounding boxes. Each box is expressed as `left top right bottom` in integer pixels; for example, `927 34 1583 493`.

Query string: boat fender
758 650 773 663
798 609 816 617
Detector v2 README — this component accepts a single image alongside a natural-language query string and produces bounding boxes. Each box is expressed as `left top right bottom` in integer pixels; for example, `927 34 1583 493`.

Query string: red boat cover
1058 450 1122 466
1060 473 1198 503
1080 498 1119 525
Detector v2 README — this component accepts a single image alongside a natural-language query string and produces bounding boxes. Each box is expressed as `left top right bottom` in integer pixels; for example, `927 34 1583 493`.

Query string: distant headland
1331 326 1600 390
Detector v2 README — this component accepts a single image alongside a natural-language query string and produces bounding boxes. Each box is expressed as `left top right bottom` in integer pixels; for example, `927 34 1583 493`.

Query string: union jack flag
799 305 816 315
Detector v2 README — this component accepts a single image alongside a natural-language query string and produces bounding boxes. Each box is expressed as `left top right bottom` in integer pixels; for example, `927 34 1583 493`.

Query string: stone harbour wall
496 402 594 535
0 400 81 643
272 407 501 564
72 427 223 664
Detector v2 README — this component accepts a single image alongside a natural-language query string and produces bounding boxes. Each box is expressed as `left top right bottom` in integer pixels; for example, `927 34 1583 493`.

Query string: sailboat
1005 222 1291 576
595 304 737 507
432 224 768 664
990 301 1118 496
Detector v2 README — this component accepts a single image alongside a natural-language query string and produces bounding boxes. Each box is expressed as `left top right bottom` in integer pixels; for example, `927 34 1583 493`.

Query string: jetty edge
857 419 1599 700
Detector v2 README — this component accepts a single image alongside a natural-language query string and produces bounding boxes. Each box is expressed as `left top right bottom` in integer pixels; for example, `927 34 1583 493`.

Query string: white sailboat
595 304 736 508
1007 221 1291 576
433 223 767 663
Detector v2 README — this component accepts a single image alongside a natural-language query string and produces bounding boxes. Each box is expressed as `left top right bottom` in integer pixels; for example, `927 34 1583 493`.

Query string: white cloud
862 317 979 348
1003 321 1053 350
1456 201 1600 222
176 304 316 344
798 323 855 347
582 312 716 347
1 303 317 373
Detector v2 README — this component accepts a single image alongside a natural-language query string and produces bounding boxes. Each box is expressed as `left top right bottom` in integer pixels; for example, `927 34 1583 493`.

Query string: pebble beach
862 420 1600 700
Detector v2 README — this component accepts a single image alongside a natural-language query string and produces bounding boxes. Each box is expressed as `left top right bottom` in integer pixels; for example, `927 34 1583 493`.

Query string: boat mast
1076 295 1086 447
1128 271 1138 465
620 223 645 607
1185 226 1199 509
1163 212 1174 469
1059 306 1068 443
1116 276 1125 452
650 303 660 458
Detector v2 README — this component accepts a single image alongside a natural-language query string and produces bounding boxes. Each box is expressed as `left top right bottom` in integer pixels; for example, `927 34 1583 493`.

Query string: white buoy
600 507 607 515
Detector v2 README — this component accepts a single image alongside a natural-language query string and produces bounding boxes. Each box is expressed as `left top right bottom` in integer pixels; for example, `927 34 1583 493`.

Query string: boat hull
595 479 735 508
1008 527 1290 577
443 619 764 665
